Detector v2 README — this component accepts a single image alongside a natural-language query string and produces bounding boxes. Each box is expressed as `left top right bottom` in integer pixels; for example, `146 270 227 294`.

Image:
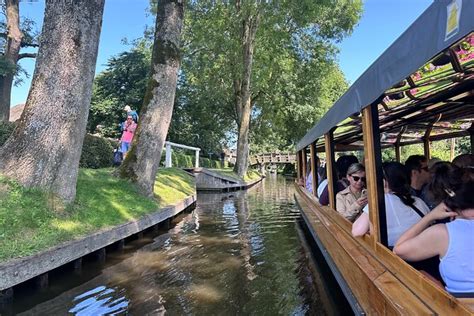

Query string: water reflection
14 176 334 315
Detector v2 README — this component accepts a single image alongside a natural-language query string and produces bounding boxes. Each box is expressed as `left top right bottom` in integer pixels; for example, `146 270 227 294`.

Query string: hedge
79 134 114 168
159 149 223 168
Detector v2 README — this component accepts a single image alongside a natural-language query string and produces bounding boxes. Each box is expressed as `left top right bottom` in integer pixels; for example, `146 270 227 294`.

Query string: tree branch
18 52 36 59
20 41 39 48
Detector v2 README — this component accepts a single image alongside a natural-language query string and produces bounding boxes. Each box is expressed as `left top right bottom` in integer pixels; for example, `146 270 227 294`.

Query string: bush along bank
0 124 224 169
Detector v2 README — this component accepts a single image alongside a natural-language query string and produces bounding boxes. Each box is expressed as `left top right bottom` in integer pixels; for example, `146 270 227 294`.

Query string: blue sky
11 0 433 107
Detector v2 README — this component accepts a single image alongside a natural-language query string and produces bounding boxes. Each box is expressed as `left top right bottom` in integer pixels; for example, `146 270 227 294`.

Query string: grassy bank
0 168 195 262
209 168 262 182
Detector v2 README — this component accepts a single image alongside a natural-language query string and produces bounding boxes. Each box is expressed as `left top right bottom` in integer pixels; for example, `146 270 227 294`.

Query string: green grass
209 168 262 183
0 168 195 262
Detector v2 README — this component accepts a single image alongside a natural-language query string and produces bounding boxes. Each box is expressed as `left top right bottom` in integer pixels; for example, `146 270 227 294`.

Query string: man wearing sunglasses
405 155 430 205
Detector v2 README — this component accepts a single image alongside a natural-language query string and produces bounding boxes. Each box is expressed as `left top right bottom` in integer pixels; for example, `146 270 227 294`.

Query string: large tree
120 0 184 197
184 0 362 176
0 0 105 202
0 0 39 122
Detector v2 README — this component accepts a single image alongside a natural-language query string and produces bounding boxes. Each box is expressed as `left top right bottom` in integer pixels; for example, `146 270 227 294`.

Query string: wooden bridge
249 153 295 166
225 151 296 166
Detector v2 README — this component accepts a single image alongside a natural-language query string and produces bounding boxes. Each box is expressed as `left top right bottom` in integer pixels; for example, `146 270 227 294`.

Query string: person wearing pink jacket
120 115 137 157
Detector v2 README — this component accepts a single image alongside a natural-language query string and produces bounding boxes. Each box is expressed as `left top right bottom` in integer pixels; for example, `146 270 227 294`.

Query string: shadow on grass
0 167 195 262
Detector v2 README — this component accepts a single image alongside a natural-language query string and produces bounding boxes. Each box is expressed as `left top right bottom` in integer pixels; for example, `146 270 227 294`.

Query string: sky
11 0 433 107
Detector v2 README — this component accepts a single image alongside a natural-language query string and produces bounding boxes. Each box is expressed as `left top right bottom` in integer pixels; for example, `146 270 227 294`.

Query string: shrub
79 134 114 168
0 121 16 146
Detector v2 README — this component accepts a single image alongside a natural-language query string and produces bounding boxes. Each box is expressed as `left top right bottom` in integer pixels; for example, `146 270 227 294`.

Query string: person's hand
357 196 368 207
427 202 457 221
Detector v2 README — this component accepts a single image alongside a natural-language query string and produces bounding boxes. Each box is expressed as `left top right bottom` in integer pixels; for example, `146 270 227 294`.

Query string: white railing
164 141 201 168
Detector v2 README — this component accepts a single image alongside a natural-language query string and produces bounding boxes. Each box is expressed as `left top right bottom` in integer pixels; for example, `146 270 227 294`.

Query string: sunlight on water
13 176 336 315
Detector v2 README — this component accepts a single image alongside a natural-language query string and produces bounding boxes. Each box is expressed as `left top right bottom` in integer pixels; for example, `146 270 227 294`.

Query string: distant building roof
9 103 25 122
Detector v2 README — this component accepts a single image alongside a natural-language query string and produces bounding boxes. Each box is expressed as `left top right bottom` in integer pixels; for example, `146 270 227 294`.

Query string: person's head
124 105 131 112
383 162 410 193
405 155 430 188
427 162 461 204
452 153 474 168
428 157 441 170
318 165 327 181
346 163 365 192
444 181 474 215
126 115 133 123
336 155 359 180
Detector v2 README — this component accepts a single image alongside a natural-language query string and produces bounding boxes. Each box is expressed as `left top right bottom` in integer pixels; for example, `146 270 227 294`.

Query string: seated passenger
317 165 327 198
319 155 358 205
452 153 474 168
394 180 474 295
305 169 313 193
426 161 459 210
336 163 367 222
405 155 431 205
352 162 430 247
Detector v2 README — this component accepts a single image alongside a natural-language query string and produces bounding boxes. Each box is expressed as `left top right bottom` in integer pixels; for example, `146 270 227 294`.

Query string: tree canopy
180 0 362 174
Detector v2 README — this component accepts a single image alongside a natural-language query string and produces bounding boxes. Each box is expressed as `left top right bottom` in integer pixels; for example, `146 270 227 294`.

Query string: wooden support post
469 124 474 154
324 132 337 210
165 142 172 167
450 138 456 161
36 273 49 290
296 151 301 180
195 149 200 168
424 115 442 160
302 148 307 184
73 258 83 273
395 145 401 162
394 126 405 163
310 142 318 196
362 104 387 247
95 248 106 264
423 139 431 160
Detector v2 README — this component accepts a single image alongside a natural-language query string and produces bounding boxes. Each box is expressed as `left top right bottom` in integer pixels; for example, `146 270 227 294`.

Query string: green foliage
0 121 16 146
88 38 152 138
158 149 222 168
180 0 362 153
381 138 472 163
79 134 114 169
0 168 195 261
0 16 39 83
0 56 16 77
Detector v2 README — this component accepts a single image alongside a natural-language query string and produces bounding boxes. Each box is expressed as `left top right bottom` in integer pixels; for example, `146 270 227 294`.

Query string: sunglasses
351 175 366 182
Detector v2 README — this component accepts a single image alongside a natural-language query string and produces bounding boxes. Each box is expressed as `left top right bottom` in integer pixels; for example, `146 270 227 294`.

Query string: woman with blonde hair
336 163 367 222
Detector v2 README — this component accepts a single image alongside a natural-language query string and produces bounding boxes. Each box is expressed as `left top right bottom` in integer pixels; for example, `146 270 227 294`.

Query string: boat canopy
297 0 474 151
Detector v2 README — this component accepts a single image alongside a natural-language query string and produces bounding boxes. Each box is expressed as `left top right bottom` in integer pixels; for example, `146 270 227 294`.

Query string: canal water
9 175 346 315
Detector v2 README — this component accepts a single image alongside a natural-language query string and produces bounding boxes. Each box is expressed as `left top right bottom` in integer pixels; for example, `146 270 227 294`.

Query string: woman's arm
393 202 456 261
352 212 370 237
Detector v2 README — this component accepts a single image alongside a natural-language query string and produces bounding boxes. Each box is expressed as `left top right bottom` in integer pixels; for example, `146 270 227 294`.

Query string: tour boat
295 1 474 314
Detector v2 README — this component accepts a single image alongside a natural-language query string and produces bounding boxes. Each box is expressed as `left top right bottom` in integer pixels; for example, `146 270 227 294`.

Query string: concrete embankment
0 194 196 293
190 168 263 191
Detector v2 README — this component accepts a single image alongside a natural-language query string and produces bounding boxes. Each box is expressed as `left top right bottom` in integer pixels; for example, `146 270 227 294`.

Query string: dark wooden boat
295 1 474 314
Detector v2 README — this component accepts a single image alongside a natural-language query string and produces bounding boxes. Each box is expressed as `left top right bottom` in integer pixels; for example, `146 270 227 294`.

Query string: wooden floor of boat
295 184 473 315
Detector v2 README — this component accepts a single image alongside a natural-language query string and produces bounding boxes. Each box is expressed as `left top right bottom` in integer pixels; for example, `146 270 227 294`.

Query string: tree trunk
233 12 259 177
119 0 184 197
0 0 23 122
0 0 105 202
